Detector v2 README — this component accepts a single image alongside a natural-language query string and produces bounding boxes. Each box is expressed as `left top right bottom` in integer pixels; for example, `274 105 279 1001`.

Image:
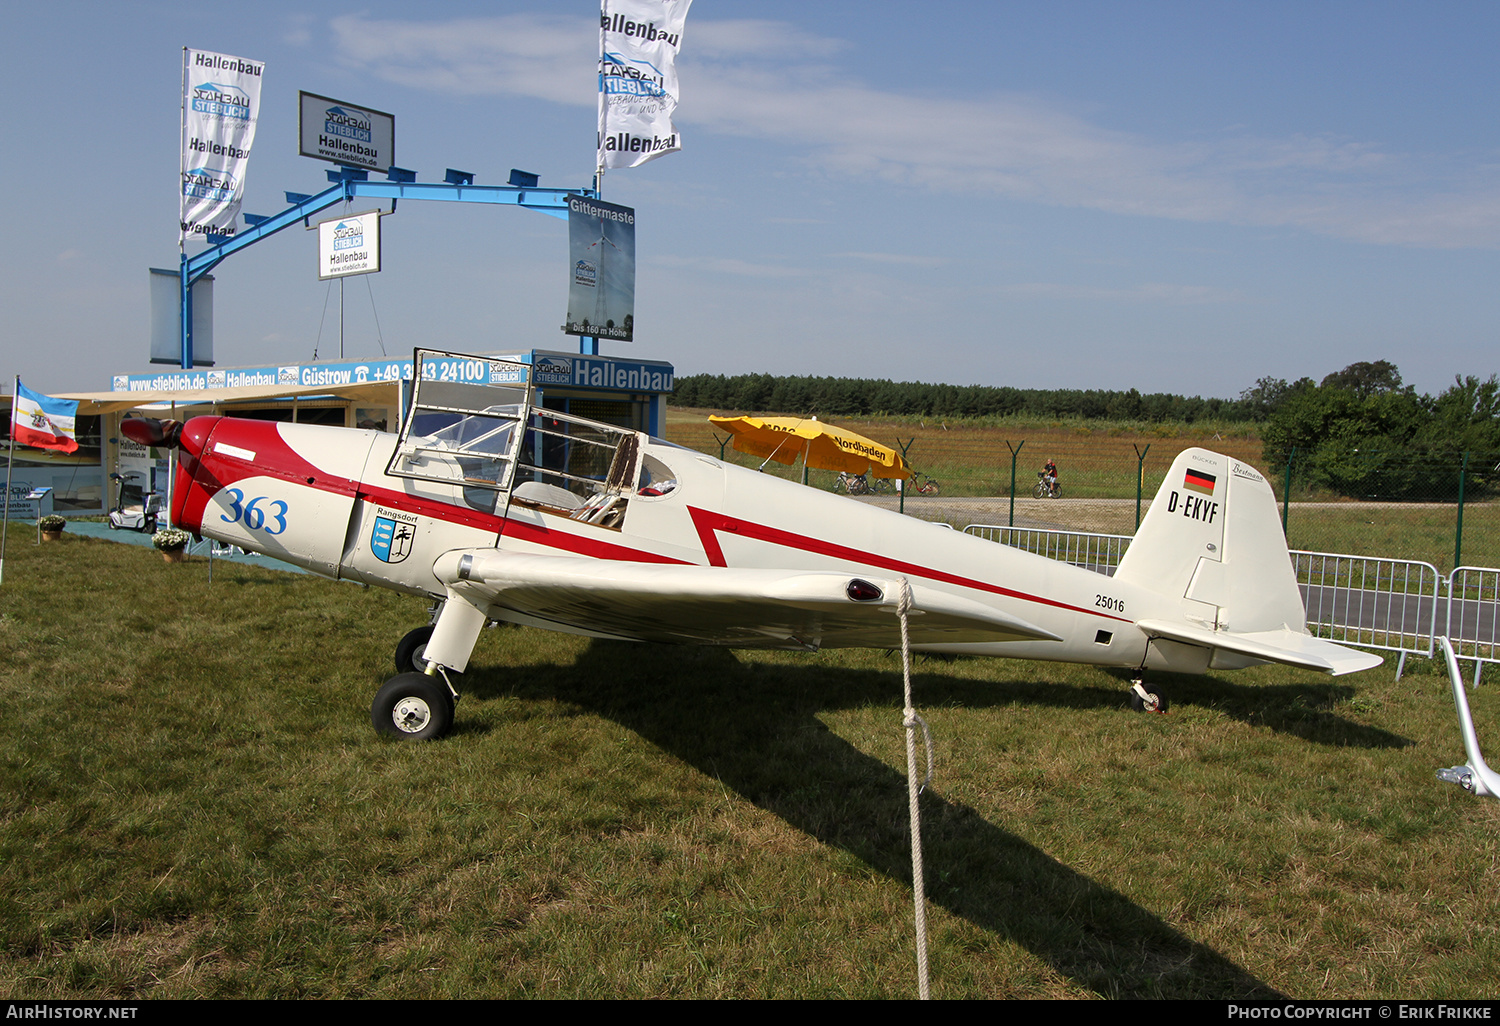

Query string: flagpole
596 5 606 200
180 47 188 263
167 401 177 530
180 49 191 370
1 376 17 586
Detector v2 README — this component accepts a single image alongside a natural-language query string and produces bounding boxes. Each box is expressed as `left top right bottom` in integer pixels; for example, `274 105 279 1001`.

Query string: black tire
1033 480 1050 499
1051 483 1061 499
394 625 435 674
1129 688 1167 714
372 672 454 740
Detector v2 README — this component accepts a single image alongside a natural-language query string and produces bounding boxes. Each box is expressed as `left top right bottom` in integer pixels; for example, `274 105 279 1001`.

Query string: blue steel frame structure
177 166 600 369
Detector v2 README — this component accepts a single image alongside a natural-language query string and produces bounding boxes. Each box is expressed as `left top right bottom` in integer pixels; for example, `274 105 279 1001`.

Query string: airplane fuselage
171 415 1210 673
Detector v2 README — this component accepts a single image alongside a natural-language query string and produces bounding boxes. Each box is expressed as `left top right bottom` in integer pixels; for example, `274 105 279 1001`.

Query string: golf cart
107 472 163 533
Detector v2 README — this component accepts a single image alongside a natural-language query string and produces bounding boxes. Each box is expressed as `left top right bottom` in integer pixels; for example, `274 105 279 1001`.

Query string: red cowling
169 416 224 534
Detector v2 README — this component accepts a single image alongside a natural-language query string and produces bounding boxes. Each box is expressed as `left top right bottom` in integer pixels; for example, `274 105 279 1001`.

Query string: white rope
897 578 932 1000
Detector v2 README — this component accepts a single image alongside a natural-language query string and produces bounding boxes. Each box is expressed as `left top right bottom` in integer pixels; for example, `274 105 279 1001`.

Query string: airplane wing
1134 618 1384 676
435 550 1063 650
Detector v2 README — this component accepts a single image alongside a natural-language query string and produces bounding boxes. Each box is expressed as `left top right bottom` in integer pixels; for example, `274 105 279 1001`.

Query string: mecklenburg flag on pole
12 381 79 453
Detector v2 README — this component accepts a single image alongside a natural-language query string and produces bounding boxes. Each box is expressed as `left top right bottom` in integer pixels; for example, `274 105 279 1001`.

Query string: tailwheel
372 672 456 740
1128 679 1168 714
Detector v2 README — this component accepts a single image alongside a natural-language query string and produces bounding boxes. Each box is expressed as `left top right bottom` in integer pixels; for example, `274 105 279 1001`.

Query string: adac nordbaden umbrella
707 415 911 479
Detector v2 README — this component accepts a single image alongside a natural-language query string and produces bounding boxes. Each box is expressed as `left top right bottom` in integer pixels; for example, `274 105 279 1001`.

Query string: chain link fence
1277 448 1500 574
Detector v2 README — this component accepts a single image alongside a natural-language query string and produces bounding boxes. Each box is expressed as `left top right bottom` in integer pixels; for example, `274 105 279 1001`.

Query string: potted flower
152 527 193 564
38 514 67 541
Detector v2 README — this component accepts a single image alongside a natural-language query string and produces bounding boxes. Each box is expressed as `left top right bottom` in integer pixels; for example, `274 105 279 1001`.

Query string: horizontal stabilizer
1135 618 1384 676
435 550 1061 649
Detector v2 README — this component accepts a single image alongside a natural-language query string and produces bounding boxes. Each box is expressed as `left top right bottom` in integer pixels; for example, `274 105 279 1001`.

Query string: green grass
2 536 1499 998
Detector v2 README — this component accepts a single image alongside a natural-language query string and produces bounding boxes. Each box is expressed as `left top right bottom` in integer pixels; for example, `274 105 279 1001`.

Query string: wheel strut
1129 678 1168 714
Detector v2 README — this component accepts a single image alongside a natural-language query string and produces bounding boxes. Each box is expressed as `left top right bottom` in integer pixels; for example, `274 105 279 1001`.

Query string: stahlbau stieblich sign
298 91 394 172
317 210 383 280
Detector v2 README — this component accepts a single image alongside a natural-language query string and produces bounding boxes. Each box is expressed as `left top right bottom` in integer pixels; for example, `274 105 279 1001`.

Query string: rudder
1115 449 1305 635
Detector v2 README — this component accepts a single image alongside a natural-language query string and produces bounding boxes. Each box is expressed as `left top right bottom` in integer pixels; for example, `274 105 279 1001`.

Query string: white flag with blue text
180 49 265 243
598 0 692 170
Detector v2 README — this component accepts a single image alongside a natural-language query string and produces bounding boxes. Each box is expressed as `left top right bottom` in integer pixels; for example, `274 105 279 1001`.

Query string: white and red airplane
123 348 1381 740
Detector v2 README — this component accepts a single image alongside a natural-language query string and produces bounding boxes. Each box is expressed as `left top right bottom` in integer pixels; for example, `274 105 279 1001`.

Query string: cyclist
1042 458 1059 498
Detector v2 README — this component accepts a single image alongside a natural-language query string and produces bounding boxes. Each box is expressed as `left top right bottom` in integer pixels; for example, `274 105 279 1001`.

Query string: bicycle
837 471 871 495
910 473 941 496
1034 472 1061 499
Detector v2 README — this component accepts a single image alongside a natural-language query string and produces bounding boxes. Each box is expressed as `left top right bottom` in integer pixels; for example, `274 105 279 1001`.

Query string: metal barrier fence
964 523 1493 680
1291 551 1442 675
960 525 1132 576
1449 566 1500 686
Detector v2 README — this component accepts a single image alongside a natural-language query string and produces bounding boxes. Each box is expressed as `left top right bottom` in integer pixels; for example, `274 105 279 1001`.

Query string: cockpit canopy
387 351 655 524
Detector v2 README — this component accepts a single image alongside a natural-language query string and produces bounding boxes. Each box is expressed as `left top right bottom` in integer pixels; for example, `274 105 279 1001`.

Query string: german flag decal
1184 468 1217 495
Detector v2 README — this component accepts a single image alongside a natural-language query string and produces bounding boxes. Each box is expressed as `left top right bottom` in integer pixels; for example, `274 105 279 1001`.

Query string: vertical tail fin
1116 448 1382 676
1115 449 1304 634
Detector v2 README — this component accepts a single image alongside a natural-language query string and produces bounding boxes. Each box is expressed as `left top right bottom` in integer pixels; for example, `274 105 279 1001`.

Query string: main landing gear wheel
1129 681 1168 714
372 672 455 740
394 625 436 674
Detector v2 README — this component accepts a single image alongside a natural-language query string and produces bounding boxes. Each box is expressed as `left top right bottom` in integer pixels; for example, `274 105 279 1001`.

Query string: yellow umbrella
708 414 911 479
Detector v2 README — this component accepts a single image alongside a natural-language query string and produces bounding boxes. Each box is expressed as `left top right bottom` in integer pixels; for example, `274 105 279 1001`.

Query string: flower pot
41 530 62 542
161 549 185 564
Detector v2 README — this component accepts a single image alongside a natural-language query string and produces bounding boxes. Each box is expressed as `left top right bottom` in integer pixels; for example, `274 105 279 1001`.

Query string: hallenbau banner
180 48 265 243
597 0 692 170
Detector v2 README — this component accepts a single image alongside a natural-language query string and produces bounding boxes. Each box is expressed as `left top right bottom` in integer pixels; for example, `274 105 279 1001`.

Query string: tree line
671 373 1255 423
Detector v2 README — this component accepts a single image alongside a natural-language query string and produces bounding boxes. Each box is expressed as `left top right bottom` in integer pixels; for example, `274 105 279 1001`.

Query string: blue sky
3 1 1497 400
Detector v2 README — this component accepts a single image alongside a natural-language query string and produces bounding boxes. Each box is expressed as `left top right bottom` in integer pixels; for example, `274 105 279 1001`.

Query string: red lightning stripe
687 506 1130 623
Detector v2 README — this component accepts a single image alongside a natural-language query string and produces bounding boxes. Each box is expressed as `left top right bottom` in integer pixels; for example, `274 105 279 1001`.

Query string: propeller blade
119 417 184 450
